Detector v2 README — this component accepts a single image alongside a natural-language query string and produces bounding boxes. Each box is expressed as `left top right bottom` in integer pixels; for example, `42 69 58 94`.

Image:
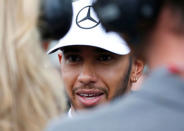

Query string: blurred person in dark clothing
45 0 184 131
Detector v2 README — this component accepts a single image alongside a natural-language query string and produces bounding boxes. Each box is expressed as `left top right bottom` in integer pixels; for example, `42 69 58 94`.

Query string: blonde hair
0 0 66 131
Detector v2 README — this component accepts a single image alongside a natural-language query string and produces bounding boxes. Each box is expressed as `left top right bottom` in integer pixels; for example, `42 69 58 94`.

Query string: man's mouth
75 89 106 107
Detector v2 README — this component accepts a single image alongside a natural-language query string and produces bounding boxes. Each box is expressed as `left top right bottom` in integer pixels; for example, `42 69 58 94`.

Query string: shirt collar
68 108 73 118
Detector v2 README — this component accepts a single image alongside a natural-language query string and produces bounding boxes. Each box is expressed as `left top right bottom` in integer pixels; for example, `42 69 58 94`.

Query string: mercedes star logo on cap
76 5 100 29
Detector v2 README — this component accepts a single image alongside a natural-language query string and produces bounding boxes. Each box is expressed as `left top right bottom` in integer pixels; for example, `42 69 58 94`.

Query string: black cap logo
76 5 100 29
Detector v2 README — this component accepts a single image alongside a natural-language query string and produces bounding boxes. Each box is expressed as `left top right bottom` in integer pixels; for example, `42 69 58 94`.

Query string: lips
75 89 106 107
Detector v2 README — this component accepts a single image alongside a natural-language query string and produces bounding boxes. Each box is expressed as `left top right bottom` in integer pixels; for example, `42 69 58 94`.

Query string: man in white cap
46 0 184 131
48 0 144 117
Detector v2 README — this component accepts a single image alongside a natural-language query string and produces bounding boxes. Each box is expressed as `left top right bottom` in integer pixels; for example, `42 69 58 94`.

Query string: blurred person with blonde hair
0 0 67 131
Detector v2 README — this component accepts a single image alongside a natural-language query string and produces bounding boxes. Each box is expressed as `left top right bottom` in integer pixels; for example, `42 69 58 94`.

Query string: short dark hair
166 0 184 31
166 0 184 13
131 0 184 59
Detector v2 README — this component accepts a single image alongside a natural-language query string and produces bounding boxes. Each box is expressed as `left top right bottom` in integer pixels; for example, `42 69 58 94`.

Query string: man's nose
77 64 97 85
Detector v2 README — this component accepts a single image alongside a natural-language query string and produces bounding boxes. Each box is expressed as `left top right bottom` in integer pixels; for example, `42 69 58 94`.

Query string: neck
145 6 184 72
147 32 184 71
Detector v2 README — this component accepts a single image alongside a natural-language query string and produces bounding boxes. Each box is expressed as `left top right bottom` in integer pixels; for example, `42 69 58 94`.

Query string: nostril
77 70 97 84
77 65 97 84
78 73 97 84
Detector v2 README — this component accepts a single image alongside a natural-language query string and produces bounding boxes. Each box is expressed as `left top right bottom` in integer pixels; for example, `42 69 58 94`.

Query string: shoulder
45 93 153 131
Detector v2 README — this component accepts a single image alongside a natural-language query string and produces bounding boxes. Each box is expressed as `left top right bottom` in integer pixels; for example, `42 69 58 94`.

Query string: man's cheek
65 86 73 102
61 75 72 95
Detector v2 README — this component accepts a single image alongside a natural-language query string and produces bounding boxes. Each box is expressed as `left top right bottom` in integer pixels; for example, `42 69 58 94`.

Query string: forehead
61 46 116 54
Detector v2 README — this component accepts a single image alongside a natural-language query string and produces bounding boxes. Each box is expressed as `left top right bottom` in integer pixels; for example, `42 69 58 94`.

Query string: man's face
59 46 130 110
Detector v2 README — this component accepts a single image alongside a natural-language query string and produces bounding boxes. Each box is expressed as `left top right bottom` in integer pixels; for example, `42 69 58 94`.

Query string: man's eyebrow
61 47 81 54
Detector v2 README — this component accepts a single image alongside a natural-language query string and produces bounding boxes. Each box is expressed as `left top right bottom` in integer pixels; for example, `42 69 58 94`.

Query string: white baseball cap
48 0 130 55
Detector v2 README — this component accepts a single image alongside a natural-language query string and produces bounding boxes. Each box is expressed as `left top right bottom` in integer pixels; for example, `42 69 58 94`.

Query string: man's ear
58 53 62 64
130 59 144 83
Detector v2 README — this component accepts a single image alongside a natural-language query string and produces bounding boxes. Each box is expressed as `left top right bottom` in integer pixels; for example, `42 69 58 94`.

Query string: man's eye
97 55 112 62
66 55 81 63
